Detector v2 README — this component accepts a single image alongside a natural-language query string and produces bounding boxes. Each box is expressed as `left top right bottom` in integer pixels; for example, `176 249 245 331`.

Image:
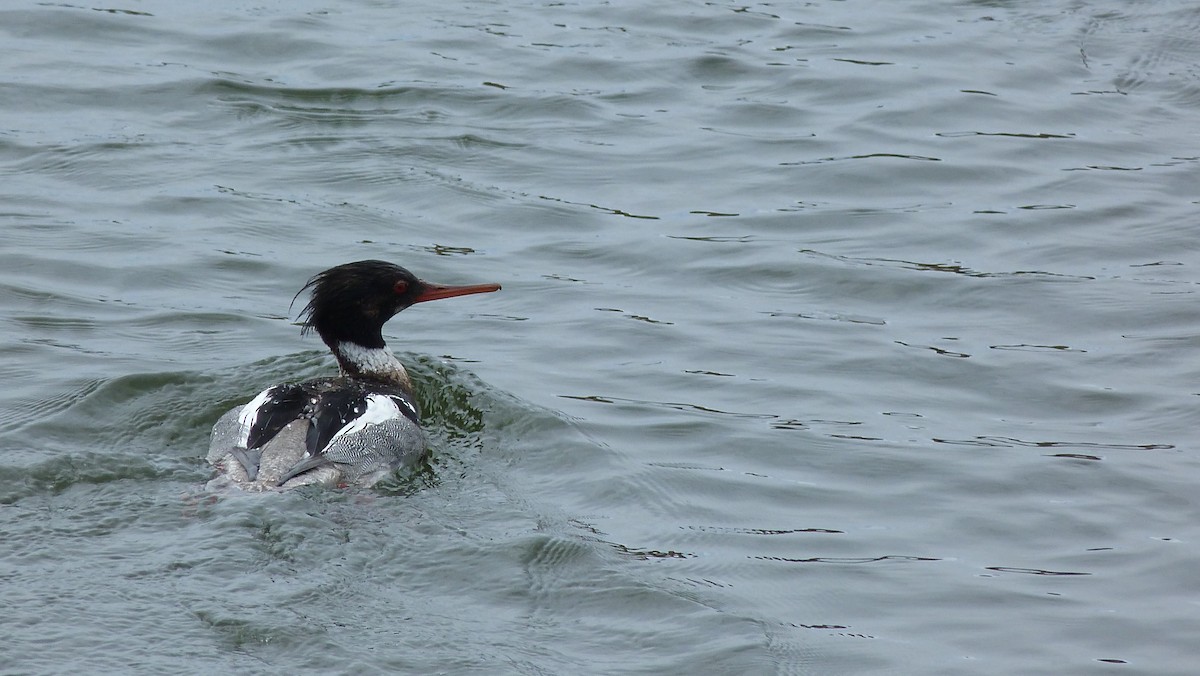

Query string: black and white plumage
207 260 500 491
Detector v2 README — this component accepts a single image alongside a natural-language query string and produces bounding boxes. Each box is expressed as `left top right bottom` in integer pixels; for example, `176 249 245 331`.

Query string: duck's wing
215 383 312 481
240 383 312 451
276 391 419 487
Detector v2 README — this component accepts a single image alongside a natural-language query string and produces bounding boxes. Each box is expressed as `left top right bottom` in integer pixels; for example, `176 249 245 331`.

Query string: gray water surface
2 0 1199 674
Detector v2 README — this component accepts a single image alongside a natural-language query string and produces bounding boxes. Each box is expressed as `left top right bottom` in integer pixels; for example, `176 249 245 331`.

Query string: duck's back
207 377 426 491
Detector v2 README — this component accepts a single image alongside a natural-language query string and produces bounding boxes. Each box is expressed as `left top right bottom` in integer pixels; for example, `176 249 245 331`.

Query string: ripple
932 436 1174 452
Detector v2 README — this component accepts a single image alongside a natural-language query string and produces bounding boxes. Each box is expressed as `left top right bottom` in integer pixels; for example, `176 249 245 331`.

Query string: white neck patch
335 342 411 387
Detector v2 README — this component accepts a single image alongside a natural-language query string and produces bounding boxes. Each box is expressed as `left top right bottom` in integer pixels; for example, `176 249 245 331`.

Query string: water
2 0 1198 673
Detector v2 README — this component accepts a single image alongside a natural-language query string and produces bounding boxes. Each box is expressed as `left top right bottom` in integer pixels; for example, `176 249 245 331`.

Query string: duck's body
206 260 500 491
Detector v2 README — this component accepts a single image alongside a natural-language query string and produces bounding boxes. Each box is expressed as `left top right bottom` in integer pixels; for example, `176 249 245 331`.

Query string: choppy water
3 0 1199 673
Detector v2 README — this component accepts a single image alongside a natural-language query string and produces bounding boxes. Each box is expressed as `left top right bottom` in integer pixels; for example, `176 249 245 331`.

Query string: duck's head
296 259 501 351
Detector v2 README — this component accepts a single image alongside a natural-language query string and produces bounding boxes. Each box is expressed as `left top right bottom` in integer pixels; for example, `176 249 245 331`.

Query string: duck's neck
332 341 412 390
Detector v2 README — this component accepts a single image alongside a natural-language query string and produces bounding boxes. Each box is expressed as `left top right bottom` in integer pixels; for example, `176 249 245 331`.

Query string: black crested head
294 260 501 351
295 260 422 350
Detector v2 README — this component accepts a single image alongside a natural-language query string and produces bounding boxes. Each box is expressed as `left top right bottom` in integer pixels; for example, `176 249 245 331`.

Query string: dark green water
3 0 1199 673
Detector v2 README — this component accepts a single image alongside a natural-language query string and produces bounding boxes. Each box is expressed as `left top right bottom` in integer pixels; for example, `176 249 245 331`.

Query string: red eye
393 280 408 295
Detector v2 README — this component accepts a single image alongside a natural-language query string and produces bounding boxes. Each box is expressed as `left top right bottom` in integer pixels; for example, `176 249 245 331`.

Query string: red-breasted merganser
206 260 500 491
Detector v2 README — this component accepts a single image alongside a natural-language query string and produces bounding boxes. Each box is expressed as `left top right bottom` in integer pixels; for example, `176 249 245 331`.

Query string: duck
206 260 500 491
